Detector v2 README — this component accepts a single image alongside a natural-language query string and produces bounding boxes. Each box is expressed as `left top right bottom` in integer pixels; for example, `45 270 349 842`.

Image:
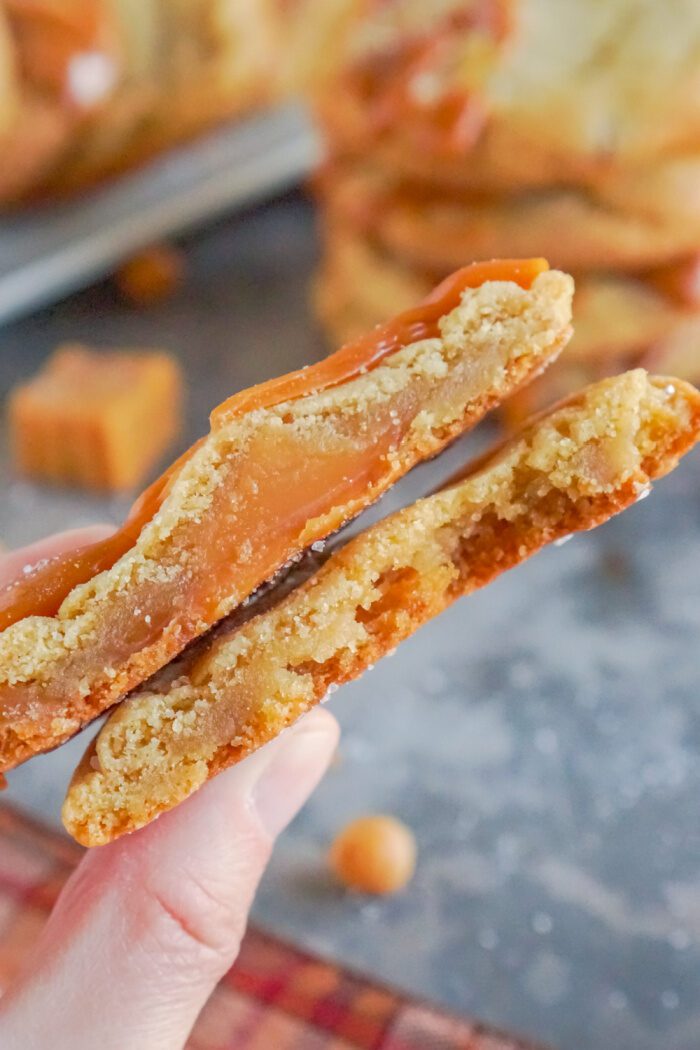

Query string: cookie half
0 260 572 771
63 370 700 845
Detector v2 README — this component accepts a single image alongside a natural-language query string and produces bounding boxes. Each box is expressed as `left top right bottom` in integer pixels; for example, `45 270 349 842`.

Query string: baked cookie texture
63 370 700 845
274 0 366 93
0 268 572 772
308 0 700 415
0 6 16 134
313 0 700 183
0 0 279 203
322 165 700 276
0 0 111 202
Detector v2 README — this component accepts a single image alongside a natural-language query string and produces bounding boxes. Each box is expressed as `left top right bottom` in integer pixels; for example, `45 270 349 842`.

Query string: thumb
0 708 339 1050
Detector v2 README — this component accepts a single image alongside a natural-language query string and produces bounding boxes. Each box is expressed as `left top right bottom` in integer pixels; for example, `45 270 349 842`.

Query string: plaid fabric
0 802 541 1050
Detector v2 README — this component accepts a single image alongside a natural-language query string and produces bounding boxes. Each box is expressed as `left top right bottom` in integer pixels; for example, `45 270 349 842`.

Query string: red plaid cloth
0 803 541 1049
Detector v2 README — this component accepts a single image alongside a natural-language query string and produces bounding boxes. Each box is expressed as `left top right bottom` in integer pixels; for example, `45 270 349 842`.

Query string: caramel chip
9 345 183 491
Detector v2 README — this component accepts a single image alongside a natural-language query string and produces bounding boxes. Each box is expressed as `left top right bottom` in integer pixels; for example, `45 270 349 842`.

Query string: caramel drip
344 0 510 155
0 259 547 632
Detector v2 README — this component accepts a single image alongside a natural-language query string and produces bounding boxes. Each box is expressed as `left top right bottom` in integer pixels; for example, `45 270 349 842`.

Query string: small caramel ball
115 244 184 305
329 815 416 895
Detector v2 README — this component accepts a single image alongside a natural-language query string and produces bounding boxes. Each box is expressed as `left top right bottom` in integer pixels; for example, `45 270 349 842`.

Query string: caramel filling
0 259 547 638
6 0 119 106
342 1 509 155
212 258 547 423
0 439 205 632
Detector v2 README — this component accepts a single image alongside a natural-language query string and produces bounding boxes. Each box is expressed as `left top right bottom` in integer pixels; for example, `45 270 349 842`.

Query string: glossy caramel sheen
212 258 548 424
0 259 547 634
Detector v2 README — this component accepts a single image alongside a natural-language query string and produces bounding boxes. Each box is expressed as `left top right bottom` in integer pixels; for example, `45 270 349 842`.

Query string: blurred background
1 3 700 1049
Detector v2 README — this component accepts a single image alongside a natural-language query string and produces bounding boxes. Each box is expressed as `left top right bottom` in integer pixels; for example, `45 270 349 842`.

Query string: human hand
0 529 339 1050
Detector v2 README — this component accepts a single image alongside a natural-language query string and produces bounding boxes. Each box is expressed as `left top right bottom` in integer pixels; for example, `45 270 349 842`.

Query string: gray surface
0 103 318 325
2 196 700 1050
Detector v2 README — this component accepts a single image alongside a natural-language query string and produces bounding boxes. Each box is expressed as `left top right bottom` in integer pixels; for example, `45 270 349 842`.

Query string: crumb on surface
114 245 185 306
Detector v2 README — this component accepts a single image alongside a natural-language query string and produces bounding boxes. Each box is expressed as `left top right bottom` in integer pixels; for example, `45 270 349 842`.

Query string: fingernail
251 712 338 839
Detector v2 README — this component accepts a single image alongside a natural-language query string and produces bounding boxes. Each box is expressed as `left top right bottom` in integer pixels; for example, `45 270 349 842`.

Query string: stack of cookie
310 0 700 419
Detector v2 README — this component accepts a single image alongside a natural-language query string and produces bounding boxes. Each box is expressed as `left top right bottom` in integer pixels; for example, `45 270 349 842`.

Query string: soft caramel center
0 259 547 634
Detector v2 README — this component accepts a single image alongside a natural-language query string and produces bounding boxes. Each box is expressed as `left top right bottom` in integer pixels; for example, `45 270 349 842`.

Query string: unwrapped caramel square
9 345 183 491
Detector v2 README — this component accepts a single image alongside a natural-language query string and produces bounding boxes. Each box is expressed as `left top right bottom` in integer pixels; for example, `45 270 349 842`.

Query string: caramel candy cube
9 345 183 491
